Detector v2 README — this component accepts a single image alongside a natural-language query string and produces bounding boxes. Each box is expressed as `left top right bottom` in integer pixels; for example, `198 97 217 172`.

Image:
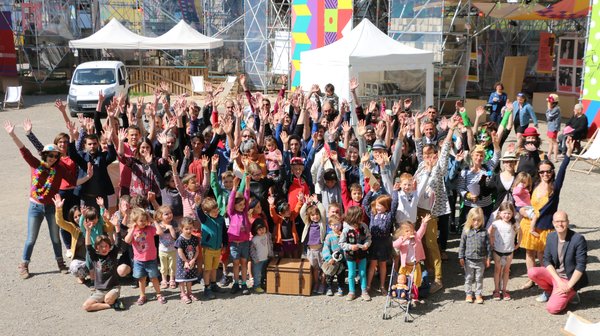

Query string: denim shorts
133 259 160 279
229 241 250 260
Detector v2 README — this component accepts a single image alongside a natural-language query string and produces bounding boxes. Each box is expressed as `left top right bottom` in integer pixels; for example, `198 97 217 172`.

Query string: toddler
249 219 273 293
155 205 177 289
489 202 520 301
392 214 432 302
339 206 372 301
321 214 346 296
264 136 283 178
175 217 201 303
458 207 491 304
125 208 166 305
512 172 538 237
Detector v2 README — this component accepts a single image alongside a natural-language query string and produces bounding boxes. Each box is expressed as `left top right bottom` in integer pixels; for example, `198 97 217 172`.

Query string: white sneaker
65 250 73 259
536 292 549 303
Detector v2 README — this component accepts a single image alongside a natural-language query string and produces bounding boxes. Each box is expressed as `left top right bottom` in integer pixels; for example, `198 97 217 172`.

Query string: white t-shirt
491 219 518 253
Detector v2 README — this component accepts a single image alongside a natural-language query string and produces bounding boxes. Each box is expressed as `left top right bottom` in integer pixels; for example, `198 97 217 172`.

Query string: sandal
181 294 191 304
169 280 177 289
160 280 168 289
136 296 147 306
189 294 199 302
157 295 167 304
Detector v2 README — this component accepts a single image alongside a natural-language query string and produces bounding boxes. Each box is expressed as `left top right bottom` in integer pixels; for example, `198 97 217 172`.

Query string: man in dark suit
527 211 588 314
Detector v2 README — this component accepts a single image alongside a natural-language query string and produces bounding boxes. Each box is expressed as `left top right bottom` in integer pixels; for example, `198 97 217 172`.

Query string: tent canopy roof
69 18 223 50
69 18 151 49
301 18 433 70
138 20 223 50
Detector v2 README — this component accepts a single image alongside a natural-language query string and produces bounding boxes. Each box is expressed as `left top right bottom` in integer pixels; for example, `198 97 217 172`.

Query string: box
266 258 312 296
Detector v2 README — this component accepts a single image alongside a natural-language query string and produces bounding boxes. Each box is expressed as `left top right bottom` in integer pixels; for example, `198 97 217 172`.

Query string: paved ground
0 94 598 335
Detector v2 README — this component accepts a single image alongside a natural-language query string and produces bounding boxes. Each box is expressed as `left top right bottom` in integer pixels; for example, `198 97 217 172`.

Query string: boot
18 262 30 279
57 258 69 274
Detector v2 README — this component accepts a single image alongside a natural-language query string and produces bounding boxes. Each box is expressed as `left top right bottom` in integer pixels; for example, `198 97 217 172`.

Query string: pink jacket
512 183 531 208
392 221 428 267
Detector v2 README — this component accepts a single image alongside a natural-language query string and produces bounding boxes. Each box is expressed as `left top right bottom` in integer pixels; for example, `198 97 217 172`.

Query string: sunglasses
539 170 554 175
46 153 60 159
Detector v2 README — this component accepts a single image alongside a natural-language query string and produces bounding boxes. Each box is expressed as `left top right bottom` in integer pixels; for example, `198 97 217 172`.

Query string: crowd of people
4 74 589 314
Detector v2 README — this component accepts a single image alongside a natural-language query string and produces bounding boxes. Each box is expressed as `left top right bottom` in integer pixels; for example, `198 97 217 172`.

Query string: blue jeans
23 201 62 262
252 260 267 288
347 258 367 294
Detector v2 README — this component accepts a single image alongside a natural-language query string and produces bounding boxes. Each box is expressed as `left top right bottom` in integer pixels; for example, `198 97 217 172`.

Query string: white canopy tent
69 18 151 49
138 20 223 50
300 19 434 107
69 18 223 50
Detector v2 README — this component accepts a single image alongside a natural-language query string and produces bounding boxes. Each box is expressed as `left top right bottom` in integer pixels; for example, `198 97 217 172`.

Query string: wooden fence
126 66 209 96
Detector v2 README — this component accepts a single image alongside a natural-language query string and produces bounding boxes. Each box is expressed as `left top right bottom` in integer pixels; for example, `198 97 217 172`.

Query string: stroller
382 260 422 322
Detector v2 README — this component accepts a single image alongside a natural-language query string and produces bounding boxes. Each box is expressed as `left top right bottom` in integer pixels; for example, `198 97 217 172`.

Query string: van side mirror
119 79 126 86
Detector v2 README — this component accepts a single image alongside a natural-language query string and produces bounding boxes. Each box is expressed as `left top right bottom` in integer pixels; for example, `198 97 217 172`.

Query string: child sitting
300 195 327 295
175 217 202 304
392 214 432 302
155 205 177 289
249 219 273 293
82 215 130 312
512 172 538 237
197 196 228 299
124 208 166 305
321 214 346 296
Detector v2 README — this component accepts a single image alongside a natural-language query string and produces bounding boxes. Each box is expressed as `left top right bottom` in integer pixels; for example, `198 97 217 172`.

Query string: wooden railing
126 66 209 96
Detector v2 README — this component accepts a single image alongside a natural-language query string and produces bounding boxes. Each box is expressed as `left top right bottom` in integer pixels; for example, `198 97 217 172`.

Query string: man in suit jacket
527 210 588 314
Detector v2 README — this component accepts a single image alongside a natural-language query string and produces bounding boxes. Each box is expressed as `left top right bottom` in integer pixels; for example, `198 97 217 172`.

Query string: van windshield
72 68 116 85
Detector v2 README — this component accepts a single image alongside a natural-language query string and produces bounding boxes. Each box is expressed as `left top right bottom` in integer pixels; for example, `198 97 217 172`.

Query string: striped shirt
457 151 500 208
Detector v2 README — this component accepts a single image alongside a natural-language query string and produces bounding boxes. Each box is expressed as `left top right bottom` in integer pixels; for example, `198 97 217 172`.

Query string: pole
579 0 593 103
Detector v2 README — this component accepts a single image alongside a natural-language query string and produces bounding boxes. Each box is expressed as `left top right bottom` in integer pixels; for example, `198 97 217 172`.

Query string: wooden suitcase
266 258 312 296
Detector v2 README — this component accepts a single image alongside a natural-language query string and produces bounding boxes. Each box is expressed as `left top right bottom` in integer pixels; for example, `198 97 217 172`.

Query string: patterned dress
174 235 200 282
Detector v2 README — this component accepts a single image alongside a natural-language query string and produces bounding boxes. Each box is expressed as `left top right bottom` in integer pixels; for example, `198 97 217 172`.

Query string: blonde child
197 197 227 299
489 202 520 301
363 189 398 296
458 207 491 304
321 214 346 296
249 219 273 293
264 136 283 177
300 195 327 294
512 172 538 236
124 208 166 305
395 173 419 225
339 206 372 301
227 175 252 295
155 205 177 289
392 214 432 302
174 217 201 304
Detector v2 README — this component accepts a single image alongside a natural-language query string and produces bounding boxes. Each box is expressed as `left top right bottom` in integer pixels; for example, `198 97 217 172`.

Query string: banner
0 11 17 77
581 1 600 136
290 0 353 89
536 32 555 73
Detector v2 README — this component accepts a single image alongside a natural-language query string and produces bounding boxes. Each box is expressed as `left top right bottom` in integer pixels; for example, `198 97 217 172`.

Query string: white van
67 61 129 117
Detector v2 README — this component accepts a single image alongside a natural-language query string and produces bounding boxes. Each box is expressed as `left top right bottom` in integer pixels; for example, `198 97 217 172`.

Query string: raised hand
280 131 289 145
239 74 246 88
341 121 351 134
476 106 485 118
157 132 168 145
55 99 67 113
4 120 15 135
230 147 240 161
329 150 339 162
86 162 93 178
147 191 156 203
117 128 127 142
183 145 191 159
356 119 366 137
211 154 219 170
403 98 412 110
268 195 275 205
311 84 320 94
96 196 105 208
349 77 359 91
368 100 377 113
98 90 105 104
22 118 32 134
201 155 209 168
52 194 65 208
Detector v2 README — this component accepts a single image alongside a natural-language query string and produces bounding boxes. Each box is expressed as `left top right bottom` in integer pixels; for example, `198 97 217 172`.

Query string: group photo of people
3 73 592 318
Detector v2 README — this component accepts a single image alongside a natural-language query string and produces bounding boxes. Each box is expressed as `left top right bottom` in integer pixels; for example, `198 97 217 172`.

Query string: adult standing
485 151 518 228
413 115 460 294
527 211 588 314
512 93 538 148
488 82 508 124
520 138 574 290
4 121 69 279
545 94 561 162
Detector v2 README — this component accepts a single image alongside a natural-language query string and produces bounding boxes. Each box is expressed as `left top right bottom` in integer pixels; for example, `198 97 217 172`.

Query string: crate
266 258 312 296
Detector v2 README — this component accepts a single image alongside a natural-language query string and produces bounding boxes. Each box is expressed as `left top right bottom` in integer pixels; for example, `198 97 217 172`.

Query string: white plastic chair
569 129 600 174
190 76 204 95
3 86 23 109
561 311 600 336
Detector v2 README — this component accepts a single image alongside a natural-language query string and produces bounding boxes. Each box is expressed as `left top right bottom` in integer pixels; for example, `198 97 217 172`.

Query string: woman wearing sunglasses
520 137 575 293
4 120 70 279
